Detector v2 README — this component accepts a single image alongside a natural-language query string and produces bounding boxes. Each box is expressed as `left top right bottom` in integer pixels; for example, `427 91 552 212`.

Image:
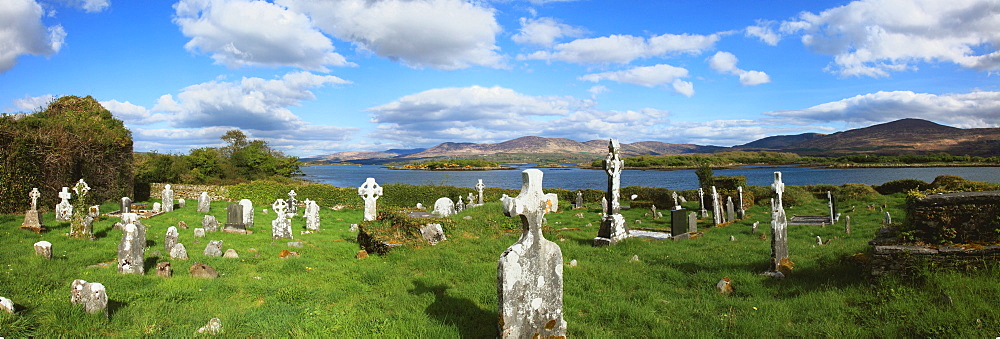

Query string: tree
695 161 714 190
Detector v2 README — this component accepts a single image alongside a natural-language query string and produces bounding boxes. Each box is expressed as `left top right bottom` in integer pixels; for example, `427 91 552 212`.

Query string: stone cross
59 187 72 204
456 196 465 213
575 191 584 209
162 184 174 212
698 187 708 218
73 179 91 197
476 179 486 205
827 191 835 224
594 139 628 246
468 192 475 206
70 179 93 238
711 186 722 226
358 178 383 221
498 169 567 338
29 188 40 210
271 199 292 239
287 190 298 215
769 171 789 274
884 211 891 225
672 192 680 210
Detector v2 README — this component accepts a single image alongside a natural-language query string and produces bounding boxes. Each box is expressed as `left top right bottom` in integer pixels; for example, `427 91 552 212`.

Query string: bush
874 179 929 195
929 175 1000 192
837 184 879 202
711 175 747 191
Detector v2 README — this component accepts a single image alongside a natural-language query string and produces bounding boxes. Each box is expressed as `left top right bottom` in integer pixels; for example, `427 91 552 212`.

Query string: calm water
301 164 1000 191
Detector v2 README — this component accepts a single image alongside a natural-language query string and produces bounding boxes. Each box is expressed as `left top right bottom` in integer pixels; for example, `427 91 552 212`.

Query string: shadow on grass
144 255 160 273
107 299 128 321
409 280 495 338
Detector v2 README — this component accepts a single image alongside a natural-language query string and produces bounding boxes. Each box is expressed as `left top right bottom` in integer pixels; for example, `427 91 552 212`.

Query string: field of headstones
1 179 998 336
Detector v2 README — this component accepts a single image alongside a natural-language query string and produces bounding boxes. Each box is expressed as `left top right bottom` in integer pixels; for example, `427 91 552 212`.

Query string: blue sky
2 0 998 157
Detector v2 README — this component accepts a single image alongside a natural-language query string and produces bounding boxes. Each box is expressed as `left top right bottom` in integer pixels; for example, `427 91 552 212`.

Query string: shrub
711 175 747 191
874 179 929 195
837 184 879 202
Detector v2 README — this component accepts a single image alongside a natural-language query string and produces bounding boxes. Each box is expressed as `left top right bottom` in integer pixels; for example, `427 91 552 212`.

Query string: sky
2 0 998 157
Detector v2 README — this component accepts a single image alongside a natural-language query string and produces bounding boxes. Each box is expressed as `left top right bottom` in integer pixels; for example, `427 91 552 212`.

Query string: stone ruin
594 139 629 246
498 169 567 338
869 190 1000 275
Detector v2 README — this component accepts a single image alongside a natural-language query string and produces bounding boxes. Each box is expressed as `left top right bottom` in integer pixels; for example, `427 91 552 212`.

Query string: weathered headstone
170 243 188 260
650 204 659 219
193 228 205 238
55 187 73 221
197 317 223 334
672 192 681 210
601 196 608 215
239 199 254 228
456 196 466 213
177 198 185 208
433 197 456 217
670 209 687 236
152 202 162 213
304 199 320 231
476 179 486 205
594 139 628 246
752 221 759 234
827 191 835 224
845 215 851 234
737 186 746 219
545 193 559 213
1 296 14 313
204 240 223 257
161 184 174 212
498 169 567 338
69 179 93 239
70 279 107 315
698 187 708 218
711 186 722 226
575 191 584 209
726 196 736 222
223 249 239 258
165 226 179 253
224 204 245 232
117 223 145 275
687 212 697 233
358 178 383 221
202 215 219 232
22 188 44 232
769 172 789 274
419 223 447 245
468 192 476 206
120 197 132 213
287 190 298 215
884 211 891 225
156 262 172 278
271 199 293 239
34 240 52 259
189 262 218 279
197 192 211 213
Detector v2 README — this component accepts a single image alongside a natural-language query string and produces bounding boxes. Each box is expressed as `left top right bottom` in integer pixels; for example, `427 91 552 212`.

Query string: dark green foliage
837 184 879 202
711 175 747 191
929 175 1000 192
695 162 714 189
0 96 133 214
874 179 929 195
133 129 301 185
398 159 501 169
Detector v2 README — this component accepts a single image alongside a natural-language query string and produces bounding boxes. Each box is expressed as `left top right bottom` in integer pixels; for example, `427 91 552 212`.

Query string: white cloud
765 90 1000 128
152 71 350 131
519 32 720 64
279 0 504 70
542 108 671 141
512 17 585 47
0 0 66 73
579 64 695 96
708 51 770 86
77 0 109 13
11 94 55 111
775 0 1000 77
671 79 695 98
745 20 780 46
173 0 350 71
101 99 168 125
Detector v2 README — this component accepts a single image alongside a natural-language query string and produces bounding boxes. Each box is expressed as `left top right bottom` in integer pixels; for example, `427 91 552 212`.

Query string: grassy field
1 187 997 337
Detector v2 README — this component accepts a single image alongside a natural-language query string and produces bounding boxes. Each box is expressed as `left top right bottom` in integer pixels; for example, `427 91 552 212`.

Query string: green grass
1 190 998 337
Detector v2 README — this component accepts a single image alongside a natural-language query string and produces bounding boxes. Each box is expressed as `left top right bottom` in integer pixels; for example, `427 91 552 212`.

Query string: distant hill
766 119 1000 156
303 118 1000 163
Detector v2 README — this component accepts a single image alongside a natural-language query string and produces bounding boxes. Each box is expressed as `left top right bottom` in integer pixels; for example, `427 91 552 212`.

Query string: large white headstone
358 178 383 221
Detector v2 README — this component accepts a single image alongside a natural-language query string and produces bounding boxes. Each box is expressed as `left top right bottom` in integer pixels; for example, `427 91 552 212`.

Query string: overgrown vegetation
0 96 133 214
133 129 302 185
393 159 502 169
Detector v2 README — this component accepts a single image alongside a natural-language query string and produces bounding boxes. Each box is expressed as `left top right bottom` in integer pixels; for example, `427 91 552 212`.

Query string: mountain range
302 119 1000 163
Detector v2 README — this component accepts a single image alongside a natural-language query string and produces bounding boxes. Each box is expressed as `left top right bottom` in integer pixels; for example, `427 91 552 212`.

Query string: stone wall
869 244 1000 276
150 183 229 201
905 191 1000 244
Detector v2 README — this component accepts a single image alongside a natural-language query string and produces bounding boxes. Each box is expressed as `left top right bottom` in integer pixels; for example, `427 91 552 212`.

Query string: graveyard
1 172 999 336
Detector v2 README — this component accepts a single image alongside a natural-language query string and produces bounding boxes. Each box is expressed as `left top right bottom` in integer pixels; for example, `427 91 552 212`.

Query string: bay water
301 164 999 191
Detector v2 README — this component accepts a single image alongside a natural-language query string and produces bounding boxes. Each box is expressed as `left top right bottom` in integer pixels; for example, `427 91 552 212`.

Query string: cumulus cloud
77 0 110 13
765 90 1000 128
763 0 1000 77
278 0 504 70
542 108 671 141
519 32 720 64
10 94 55 112
101 99 168 125
173 0 350 71
579 64 695 96
745 20 780 46
512 17 585 47
0 0 66 73
152 71 350 131
708 51 770 86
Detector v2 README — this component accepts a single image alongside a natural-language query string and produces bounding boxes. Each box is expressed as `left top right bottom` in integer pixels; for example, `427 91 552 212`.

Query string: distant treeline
591 151 1000 168
135 129 302 185
395 159 501 169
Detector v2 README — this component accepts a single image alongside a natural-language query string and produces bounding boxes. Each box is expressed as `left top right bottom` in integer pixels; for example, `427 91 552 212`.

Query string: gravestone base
593 214 627 247
20 209 45 233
